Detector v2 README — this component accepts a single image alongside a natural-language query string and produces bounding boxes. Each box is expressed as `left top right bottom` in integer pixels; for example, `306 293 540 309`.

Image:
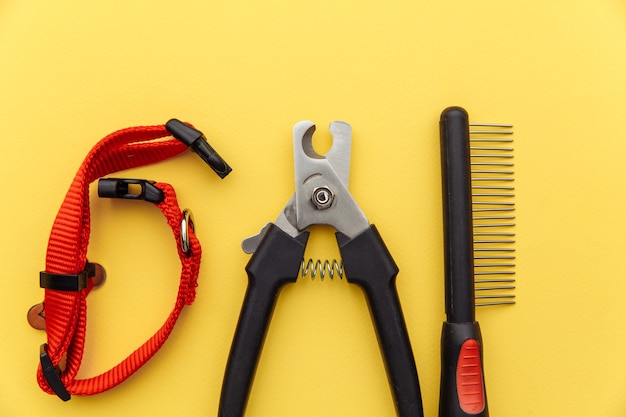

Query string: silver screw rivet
312 186 334 209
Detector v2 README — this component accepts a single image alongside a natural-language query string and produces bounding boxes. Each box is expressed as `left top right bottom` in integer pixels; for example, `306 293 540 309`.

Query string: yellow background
1 1 626 416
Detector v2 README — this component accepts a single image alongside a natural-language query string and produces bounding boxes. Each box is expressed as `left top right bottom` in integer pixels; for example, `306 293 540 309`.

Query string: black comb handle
439 106 488 417
440 106 475 324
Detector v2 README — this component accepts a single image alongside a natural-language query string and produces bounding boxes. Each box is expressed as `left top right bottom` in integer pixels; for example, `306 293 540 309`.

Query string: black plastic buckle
40 262 96 292
97 178 165 204
40 344 71 401
165 118 232 178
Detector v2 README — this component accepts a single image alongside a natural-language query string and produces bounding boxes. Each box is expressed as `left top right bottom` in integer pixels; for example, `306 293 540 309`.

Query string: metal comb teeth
470 122 516 306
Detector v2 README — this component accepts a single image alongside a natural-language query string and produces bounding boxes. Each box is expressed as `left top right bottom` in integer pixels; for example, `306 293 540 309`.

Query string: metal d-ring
180 209 195 255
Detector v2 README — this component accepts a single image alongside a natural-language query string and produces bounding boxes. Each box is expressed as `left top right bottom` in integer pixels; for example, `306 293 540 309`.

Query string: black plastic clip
40 344 71 401
97 178 165 204
40 262 97 292
166 118 232 178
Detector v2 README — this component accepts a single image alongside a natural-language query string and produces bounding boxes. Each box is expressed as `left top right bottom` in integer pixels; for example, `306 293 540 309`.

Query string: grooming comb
469 117 516 307
438 106 515 417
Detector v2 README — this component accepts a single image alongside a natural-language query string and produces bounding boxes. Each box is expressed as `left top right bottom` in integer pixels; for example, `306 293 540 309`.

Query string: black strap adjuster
97 178 165 204
40 263 96 291
40 344 71 401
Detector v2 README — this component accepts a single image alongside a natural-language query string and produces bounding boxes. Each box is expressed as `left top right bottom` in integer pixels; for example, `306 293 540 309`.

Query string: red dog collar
36 120 230 400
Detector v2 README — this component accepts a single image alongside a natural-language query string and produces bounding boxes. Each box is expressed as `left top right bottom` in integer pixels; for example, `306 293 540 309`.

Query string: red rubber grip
456 338 485 414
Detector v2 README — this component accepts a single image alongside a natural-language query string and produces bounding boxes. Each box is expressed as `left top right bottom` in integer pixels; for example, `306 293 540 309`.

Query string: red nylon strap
37 125 202 396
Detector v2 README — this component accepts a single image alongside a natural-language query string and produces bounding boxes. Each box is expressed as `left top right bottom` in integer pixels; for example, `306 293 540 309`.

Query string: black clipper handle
439 322 488 417
218 224 309 417
337 225 424 417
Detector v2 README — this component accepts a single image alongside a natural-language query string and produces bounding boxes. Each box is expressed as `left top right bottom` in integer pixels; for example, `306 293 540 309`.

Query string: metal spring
300 258 344 280
470 122 516 306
